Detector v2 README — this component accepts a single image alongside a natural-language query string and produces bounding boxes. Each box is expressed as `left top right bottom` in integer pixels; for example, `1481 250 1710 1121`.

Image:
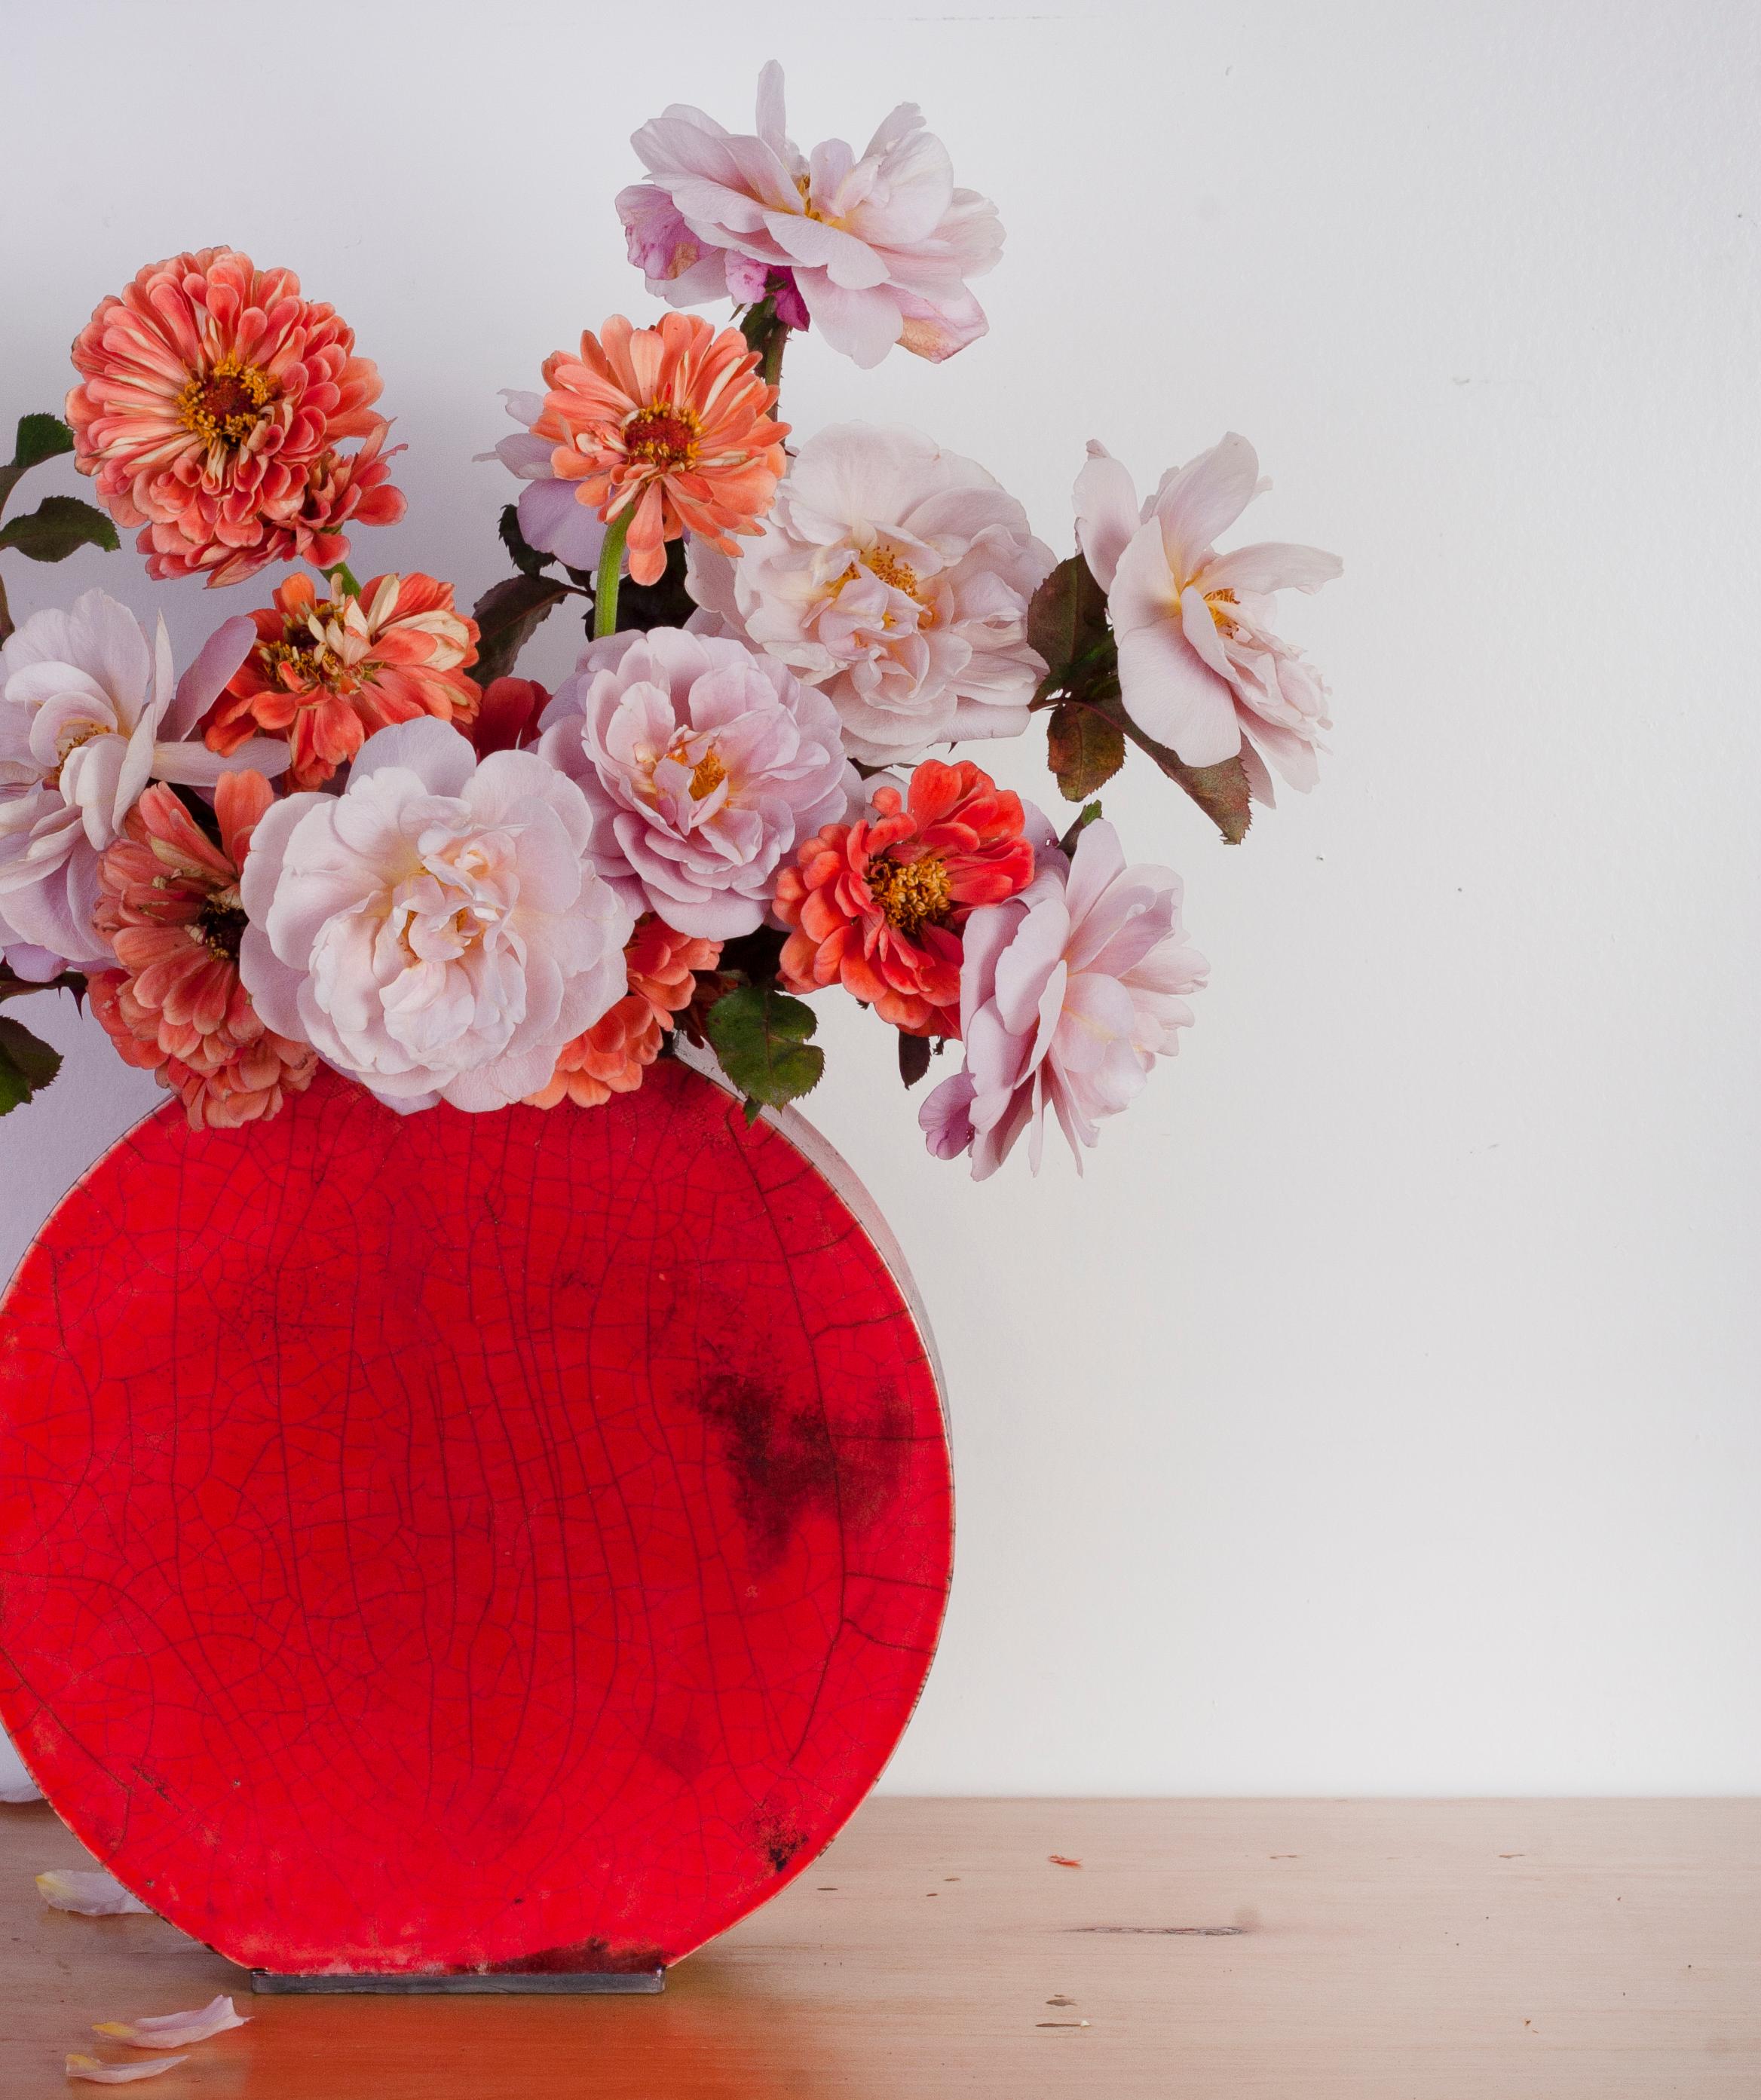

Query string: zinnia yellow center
624 400 702 472
177 354 277 448
866 853 953 938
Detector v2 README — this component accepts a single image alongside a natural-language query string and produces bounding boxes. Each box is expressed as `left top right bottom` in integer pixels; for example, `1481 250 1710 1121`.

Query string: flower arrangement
0 63 1339 1177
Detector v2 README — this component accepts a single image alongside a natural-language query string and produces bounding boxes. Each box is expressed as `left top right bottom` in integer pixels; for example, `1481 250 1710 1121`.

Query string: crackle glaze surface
0 1061 951 1976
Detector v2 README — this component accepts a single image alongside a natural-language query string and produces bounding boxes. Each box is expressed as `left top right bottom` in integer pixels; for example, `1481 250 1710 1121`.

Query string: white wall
1 0 1756 1796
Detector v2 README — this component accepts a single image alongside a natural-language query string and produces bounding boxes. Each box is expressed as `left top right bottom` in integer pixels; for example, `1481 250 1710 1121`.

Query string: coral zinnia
527 916 722 1110
773 760 1034 1037
67 247 404 588
532 313 787 586
201 573 481 790
90 772 317 1129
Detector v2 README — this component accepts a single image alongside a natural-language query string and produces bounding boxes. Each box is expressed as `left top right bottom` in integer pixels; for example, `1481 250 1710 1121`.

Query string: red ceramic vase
0 1061 952 1982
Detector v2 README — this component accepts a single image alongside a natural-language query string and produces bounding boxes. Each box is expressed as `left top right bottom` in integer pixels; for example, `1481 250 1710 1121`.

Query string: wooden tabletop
3 1796 1756 2096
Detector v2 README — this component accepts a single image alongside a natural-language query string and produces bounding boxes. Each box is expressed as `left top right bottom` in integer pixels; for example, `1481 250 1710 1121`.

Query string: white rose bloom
686 424 1054 767
240 718 633 1113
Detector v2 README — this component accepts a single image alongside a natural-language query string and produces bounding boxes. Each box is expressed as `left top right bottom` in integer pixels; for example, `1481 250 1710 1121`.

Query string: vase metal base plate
250 1967 666 1996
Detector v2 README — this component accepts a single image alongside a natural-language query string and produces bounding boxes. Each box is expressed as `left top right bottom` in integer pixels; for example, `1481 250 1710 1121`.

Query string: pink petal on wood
37 1871 150 1917
65 2056 188 2084
94 1996 249 2050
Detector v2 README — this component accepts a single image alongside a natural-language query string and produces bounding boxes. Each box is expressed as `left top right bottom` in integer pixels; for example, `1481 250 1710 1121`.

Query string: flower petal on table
36 1871 150 1916
65 2056 188 2083
94 1996 249 2049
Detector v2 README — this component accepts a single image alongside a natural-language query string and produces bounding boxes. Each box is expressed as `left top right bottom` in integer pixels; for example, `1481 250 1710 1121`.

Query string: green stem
759 322 788 392
0 568 11 648
322 561 363 598
593 511 633 640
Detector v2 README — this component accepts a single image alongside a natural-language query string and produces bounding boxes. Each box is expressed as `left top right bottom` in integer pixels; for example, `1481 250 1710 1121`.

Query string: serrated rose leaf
897 1030 932 1088
93 1995 249 2050
12 413 75 471
0 1015 62 1114
37 1869 150 1916
1047 703 1126 801
65 2056 187 2083
1026 553 1110 694
0 494 121 562
704 984 824 1122
498 503 555 579
1153 749 1254 844
469 573 571 685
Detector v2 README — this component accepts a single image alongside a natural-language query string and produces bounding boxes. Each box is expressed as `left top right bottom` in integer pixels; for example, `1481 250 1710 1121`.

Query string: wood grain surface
3 1795 1756 2096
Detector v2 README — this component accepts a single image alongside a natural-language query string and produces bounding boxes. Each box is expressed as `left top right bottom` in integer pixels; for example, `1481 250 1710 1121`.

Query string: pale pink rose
482 390 609 572
619 62 1003 369
620 184 811 329
0 592 284 971
240 717 633 1113
1076 436 1341 796
920 819 1207 1179
537 626 856 940
687 424 1052 767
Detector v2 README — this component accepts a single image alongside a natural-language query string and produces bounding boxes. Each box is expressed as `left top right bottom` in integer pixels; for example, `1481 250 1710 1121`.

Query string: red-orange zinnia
527 917 721 1110
90 773 317 1129
533 313 788 587
66 247 403 588
773 760 1037 1038
201 572 481 790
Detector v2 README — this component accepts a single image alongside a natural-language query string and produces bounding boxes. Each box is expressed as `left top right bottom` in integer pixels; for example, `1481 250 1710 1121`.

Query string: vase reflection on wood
0 1059 951 1985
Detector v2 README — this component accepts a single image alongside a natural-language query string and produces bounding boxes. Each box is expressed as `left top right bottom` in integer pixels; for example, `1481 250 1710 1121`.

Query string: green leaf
12 414 74 472
0 494 120 562
470 573 571 685
704 984 825 1124
1026 553 1110 698
1046 702 1126 802
0 1015 61 1115
1152 748 1254 844
896 1030 932 1089
0 414 77 516
498 504 555 579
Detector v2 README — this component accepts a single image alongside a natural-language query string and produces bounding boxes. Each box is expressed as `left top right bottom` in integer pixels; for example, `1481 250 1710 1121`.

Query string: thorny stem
593 510 633 640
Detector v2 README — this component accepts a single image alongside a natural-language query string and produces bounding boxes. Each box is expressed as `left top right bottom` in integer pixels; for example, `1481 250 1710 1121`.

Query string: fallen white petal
65 2056 187 2084
94 1995 248 2049
37 1870 151 1917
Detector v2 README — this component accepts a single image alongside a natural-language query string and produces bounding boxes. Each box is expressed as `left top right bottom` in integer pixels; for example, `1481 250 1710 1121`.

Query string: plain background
0 0 1756 1798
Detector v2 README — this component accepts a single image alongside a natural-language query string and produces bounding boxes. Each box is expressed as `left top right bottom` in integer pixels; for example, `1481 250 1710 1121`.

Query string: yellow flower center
1204 586 1240 636
623 399 702 473
176 354 277 448
865 853 953 938
688 748 727 800
795 172 841 227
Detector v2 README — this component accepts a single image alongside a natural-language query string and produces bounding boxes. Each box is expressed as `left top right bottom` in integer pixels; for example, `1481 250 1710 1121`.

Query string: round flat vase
0 1061 951 1979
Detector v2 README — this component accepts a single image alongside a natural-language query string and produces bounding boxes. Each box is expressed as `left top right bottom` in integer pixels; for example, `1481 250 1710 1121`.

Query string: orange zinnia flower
528 917 721 1110
66 247 403 588
533 313 787 586
90 773 317 1129
773 760 1036 1038
202 572 481 790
